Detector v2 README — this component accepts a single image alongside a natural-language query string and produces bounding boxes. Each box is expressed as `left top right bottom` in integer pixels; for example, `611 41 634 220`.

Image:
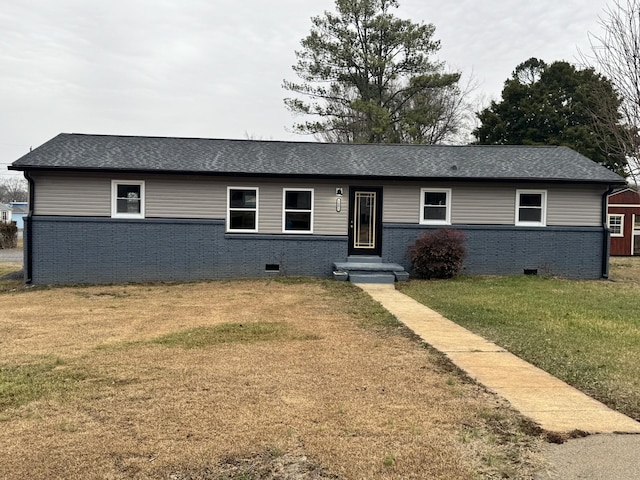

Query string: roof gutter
6 165 628 186
601 185 616 279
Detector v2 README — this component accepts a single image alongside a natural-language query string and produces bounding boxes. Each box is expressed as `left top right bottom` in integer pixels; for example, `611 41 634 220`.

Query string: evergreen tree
474 58 629 175
283 0 466 144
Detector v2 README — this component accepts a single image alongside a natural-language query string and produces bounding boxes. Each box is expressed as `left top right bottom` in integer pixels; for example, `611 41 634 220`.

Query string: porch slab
333 261 406 272
333 258 409 284
349 273 396 284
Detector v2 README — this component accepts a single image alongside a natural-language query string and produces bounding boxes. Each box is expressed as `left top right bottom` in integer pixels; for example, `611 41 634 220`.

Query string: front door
348 186 383 256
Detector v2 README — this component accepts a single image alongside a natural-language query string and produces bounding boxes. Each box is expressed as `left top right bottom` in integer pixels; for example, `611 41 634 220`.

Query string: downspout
601 185 615 279
23 171 34 284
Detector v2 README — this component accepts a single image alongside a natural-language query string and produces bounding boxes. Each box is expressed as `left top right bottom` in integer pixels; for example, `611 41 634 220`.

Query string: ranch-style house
10 133 625 284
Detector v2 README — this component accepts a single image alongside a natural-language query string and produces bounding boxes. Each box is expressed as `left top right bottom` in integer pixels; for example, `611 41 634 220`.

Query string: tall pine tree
283 0 466 144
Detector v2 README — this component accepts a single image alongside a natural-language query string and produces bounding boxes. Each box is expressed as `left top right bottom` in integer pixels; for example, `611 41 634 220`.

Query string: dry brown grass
0 262 22 293
0 262 21 277
0 279 544 479
609 256 640 283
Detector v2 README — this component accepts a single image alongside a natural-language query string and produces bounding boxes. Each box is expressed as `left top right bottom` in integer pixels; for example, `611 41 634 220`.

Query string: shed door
348 186 383 256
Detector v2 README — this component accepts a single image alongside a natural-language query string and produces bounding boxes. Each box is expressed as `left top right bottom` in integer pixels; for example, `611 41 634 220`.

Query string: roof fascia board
10 166 626 186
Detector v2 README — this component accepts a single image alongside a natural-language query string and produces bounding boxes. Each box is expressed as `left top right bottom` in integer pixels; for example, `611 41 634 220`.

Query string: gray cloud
1 0 607 176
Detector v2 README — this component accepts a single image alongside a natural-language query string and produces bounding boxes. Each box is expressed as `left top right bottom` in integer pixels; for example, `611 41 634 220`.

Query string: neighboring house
10 133 625 285
0 203 12 224
607 187 640 256
9 202 28 229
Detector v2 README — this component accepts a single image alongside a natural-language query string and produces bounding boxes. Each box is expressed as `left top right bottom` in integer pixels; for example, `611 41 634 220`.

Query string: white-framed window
420 188 451 225
608 214 624 237
227 187 258 232
515 190 547 226
111 180 145 218
283 188 313 233
1 210 8 223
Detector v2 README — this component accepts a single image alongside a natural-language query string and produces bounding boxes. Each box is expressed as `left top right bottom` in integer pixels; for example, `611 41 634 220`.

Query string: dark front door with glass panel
348 187 383 256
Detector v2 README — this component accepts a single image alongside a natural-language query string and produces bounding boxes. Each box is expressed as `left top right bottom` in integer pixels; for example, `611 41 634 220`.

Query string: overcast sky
1 0 609 178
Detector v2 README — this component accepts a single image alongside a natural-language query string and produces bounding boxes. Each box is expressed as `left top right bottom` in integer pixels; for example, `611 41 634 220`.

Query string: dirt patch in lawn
0 279 544 479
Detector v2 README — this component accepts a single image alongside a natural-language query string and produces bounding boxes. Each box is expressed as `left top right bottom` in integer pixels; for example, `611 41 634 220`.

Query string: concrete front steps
333 256 409 284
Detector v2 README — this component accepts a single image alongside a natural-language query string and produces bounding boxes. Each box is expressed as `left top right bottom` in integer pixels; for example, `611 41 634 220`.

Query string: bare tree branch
579 0 640 184
0 177 28 203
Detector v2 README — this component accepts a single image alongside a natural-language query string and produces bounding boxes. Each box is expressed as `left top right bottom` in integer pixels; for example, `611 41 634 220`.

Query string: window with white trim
515 190 546 226
283 188 313 233
420 188 451 225
227 187 258 232
608 214 624 237
111 181 145 218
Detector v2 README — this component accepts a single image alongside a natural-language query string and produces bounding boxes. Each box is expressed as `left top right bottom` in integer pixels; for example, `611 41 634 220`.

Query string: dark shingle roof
10 133 625 184
10 204 28 215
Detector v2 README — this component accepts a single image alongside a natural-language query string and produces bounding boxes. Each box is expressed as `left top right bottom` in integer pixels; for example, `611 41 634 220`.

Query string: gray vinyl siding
449 184 515 224
384 182 516 224
547 185 604 226
32 173 348 235
384 182 606 227
32 173 110 217
313 185 348 235
382 184 420 223
226 181 346 235
32 174 606 230
146 177 224 218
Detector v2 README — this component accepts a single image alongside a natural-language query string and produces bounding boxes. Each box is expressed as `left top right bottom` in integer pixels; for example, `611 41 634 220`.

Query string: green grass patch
152 322 318 349
0 357 88 412
399 276 640 420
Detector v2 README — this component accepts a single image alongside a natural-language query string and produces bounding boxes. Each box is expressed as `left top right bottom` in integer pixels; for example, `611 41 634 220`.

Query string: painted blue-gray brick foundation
27 217 606 284
383 223 606 279
28 216 347 284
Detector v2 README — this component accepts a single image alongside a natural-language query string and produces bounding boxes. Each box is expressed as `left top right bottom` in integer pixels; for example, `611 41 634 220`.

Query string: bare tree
243 132 274 141
0 176 28 203
581 0 640 184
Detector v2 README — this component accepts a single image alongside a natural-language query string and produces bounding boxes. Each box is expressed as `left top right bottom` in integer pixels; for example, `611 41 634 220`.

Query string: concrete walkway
357 283 640 434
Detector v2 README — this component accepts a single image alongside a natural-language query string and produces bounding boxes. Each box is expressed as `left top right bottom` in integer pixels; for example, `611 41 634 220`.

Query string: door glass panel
354 192 376 249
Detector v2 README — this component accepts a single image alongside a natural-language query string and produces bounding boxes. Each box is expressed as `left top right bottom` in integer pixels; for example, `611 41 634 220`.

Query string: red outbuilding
607 187 640 256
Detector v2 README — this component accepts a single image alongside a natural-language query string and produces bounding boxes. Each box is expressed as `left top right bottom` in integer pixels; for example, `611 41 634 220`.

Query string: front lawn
0 278 543 479
398 258 640 421
0 262 22 293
